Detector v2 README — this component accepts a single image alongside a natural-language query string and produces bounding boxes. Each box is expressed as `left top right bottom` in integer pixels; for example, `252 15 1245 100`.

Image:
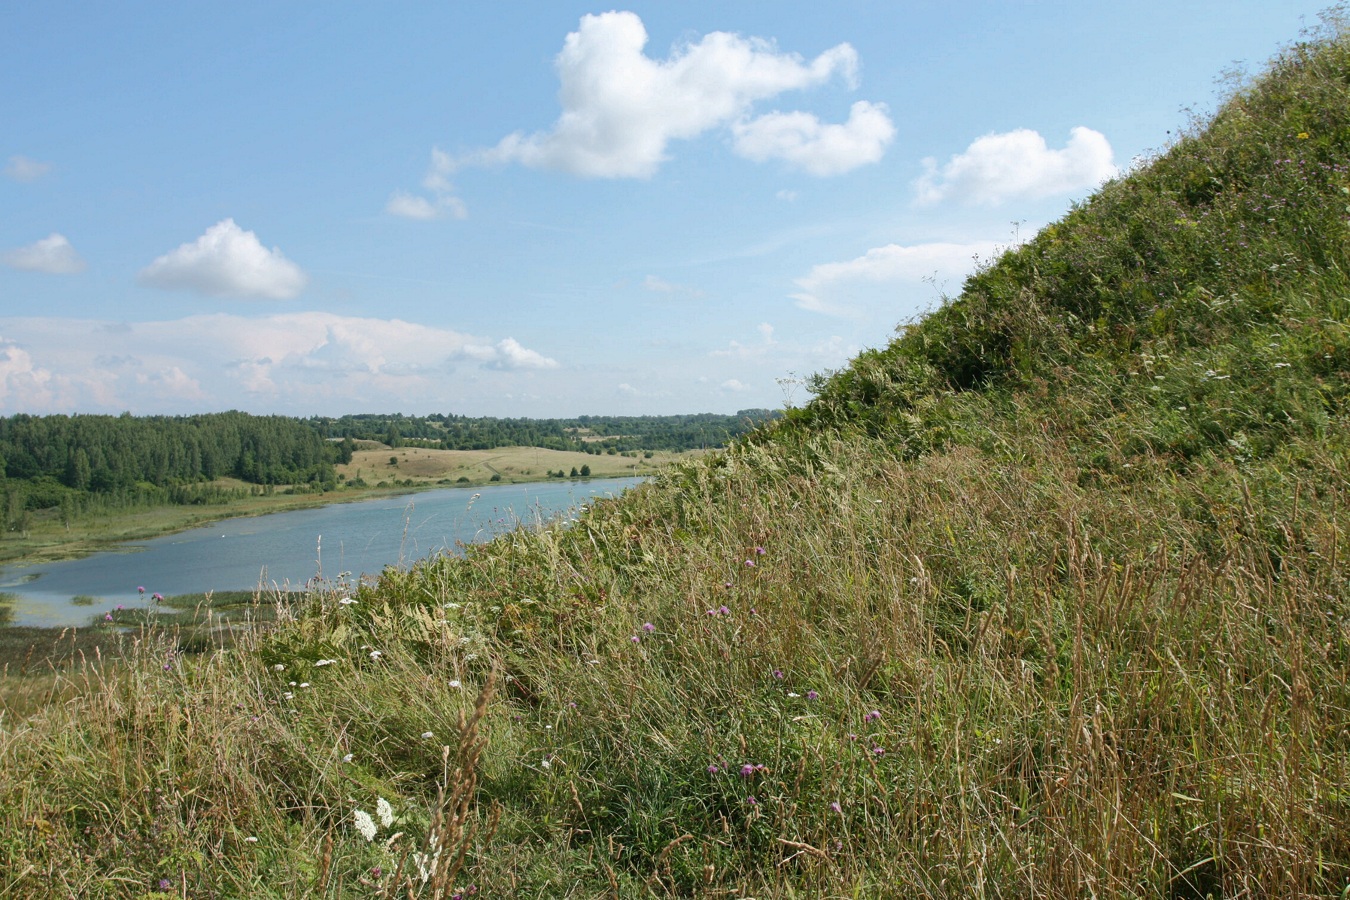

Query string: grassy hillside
4 23 1350 899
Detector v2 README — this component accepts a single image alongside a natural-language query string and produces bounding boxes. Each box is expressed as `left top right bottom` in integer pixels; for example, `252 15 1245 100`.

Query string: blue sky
0 2 1331 417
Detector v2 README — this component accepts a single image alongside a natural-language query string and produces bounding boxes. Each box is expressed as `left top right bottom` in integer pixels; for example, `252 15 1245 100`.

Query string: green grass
4 16 1350 898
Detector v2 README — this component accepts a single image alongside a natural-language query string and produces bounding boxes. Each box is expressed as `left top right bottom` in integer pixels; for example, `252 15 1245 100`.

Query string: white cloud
472 11 863 178
387 149 468 220
642 275 705 299
720 378 751 393
732 100 894 175
915 127 1117 206
5 155 52 182
792 240 1002 316
138 219 308 300
3 233 86 274
0 313 562 414
490 337 559 371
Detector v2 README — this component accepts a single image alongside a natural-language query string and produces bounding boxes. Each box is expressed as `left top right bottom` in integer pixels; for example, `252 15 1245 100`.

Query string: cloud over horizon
458 11 887 179
2 233 86 274
915 127 1118 206
0 313 559 415
792 240 1003 316
138 219 308 299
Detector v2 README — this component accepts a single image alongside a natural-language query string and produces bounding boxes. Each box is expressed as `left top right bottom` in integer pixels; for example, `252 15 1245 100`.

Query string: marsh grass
3 16 1350 898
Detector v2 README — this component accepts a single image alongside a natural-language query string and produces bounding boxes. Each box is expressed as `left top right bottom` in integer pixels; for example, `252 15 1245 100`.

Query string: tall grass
4 14 1350 899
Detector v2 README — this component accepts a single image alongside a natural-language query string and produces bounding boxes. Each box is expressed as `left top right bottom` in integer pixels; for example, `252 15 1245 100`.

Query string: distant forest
305 410 776 453
0 409 774 527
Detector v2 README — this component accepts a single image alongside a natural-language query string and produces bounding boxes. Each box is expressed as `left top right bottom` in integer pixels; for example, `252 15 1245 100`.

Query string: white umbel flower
353 809 377 842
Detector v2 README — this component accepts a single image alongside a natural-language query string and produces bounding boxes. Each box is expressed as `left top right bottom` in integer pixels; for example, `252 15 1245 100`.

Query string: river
0 477 644 628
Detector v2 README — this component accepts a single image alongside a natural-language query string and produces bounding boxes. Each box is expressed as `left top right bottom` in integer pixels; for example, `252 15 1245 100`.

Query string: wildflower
339 596 356 605
448 679 462 689
723 581 732 589
159 879 172 890
744 559 756 567
354 809 377 841
746 795 758 805
244 836 259 843
864 710 881 723
830 801 842 813
138 586 145 594
541 757 552 769
299 682 309 688
631 635 641 643
807 690 819 700
741 764 756 777
787 692 800 698
642 622 655 632
282 692 293 700
421 731 435 739
273 664 286 672
1298 131 1311 139
315 659 336 667
104 613 113 621
773 669 784 679
376 797 395 828
754 546 765 555
719 605 730 616
369 650 383 660
342 753 354 763
872 746 885 756
152 593 163 602
708 764 719 774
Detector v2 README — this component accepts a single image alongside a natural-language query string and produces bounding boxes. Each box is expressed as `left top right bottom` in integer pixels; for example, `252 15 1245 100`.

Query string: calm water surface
0 477 643 627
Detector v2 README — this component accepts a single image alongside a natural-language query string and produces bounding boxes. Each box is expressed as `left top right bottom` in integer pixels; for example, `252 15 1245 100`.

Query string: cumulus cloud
468 11 870 178
138 219 308 299
792 240 1002 316
915 127 1117 206
3 233 86 274
732 100 894 175
489 337 560 370
0 313 561 414
5 155 52 182
387 149 468 220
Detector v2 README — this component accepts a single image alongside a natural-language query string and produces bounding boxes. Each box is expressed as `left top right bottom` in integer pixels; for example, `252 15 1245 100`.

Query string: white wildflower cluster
353 809 377 842
353 797 396 842
314 658 338 667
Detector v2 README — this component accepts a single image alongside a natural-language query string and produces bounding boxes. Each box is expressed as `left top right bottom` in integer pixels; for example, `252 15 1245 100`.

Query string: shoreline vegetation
5 20 1350 896
0 442 690 569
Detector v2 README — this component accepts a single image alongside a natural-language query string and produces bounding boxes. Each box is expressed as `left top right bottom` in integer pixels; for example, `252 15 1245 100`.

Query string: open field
340 444 692 485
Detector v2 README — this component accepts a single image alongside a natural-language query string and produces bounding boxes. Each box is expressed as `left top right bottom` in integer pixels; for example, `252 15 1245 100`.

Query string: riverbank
0 444 685 569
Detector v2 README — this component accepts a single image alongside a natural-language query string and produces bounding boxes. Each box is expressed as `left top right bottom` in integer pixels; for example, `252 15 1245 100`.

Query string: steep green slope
3 24 1350 900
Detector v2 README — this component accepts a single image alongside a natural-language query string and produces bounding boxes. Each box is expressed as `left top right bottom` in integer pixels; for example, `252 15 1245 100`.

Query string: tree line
306 410 778 453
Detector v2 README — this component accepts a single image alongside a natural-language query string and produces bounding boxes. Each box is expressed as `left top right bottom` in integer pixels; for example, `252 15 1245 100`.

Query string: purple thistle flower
807 690 819 700
159 879 172 890
630 635 641 643
642 622 655 632
708 764 719 774
104 613 113 621
746 795 758 805
718 605 730 616
152 593 163 601
744 559 756 567
754 546 766 555
138 586 145 594
830 801 842 813
772 669 784 679
865 710 882 723
740 764 756 777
